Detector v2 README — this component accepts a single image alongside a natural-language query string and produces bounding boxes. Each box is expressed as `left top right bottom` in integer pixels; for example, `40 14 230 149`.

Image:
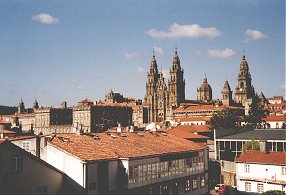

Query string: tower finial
242 49 245 59
152 48 155 57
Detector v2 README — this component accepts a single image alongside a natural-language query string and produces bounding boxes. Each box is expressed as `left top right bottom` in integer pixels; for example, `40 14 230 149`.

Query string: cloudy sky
0 0 284 107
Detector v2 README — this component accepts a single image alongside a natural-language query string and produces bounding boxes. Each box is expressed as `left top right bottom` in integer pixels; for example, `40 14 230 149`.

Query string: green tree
245 94 266 129
210 109 240 130
262 190 285 195
242 140 260 153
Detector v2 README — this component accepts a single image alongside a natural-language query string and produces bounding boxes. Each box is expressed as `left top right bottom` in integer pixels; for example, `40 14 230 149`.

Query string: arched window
240 82 244 88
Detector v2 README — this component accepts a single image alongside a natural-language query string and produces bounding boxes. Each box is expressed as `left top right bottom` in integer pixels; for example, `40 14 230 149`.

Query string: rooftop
218 129 286 141
48 132 206 161
236 151 286 166
262 115 286 122
174 104 242 112
167 125 212 133
167 129 209 140
174 117 211 122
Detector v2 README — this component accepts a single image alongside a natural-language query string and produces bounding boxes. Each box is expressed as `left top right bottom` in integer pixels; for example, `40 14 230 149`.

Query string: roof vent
92 135 100 140
137 133 144 137
129 125 134 133
63 138 70 142
161 132 167 136
120 134 127 137
110 134 117 138
117 123 122 133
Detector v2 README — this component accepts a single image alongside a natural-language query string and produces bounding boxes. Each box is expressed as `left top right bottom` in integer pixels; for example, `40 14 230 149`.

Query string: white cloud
208 48 236 58
154 47 163 56
124 52 140 60
145 23 221 39
280 84 286 92
32 13 59 24
77 86 88 91
137 67 147 74
162 69 170 79
245 29 267 40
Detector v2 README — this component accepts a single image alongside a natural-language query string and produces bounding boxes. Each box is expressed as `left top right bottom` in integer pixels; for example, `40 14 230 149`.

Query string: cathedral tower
168 48 185 107
234 51 255 105
18 98 25 114
197 75 212 102
144 51 161 122
221 80 232 106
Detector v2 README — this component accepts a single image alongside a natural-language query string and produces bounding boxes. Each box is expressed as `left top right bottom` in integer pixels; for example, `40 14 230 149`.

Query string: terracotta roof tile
167 125 211 133
174 117 211 122
79 98 94 103
0 130 16 134
49 132 206 161
8 135 36 141
262 115 286 122
236 151 286 166
167 130 209 139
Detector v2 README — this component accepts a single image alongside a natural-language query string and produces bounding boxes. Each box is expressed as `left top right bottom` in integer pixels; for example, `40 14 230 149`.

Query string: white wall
47 144 84 187
236 162 286 193
266 121 285 129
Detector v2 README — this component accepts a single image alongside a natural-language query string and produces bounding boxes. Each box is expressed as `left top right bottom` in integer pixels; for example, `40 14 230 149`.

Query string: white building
44 132 209 195
236 151 286 194
262 115 286 129
0 139 63 195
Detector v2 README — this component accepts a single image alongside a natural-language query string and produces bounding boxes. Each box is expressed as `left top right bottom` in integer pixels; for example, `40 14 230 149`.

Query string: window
185 179 191 192
10 156 23 171
37 186 48 195
22 141 31 152
245 164 250 173
193 178 198 189
201 176 205 187
129 166 134 178
257 183 264 193
282 166 286 176
245 182 251 192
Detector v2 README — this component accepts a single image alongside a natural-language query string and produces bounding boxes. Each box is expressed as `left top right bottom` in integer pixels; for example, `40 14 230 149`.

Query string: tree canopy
210 108 240 130
245 94 266 129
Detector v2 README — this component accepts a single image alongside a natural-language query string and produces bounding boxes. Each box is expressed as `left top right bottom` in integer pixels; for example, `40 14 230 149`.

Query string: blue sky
0 0 285 107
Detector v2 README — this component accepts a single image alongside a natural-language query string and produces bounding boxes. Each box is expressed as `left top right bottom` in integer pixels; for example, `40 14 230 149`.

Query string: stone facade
144 49 185 123
197 76 212 102
234 52 255 105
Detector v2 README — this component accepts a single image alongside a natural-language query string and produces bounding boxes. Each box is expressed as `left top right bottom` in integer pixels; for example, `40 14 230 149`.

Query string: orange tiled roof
174 104 240 112
236 151 286 166
168 129 208 139
0 139 6 143
262 115 286 122
174 117 211 122
0 130 15 134
167 125 211 133
79 98 94 103
0 119 11 124
8 135 36 141
49 132 206 161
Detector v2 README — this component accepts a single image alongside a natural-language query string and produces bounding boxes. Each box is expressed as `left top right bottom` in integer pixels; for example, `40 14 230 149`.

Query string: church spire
172 47 181 71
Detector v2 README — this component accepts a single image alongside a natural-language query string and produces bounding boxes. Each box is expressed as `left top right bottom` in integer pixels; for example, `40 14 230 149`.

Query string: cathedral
144 49 258 123
144 48 185 122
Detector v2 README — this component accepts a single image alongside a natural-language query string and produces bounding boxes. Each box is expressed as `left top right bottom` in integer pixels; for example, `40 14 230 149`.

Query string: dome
199 77 212 91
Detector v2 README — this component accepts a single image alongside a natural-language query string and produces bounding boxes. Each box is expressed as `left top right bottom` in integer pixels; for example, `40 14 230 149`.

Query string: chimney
130 125 134 133
61 101 67 109
117 123 122 133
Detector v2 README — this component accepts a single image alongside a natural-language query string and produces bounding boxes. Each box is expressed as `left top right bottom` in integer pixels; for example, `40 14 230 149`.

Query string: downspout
214 128 217 160
82 161 88 195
